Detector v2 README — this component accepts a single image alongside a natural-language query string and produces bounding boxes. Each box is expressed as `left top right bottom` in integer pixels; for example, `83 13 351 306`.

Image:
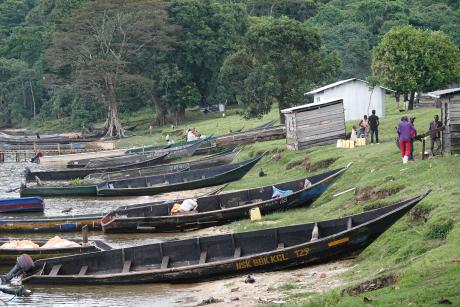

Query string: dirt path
171 259 354 306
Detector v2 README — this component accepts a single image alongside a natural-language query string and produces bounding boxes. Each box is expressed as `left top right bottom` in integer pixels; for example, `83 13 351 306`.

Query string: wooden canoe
67 136 210 168
101 166 348 233
25 153 168 182
0 213 103 233
20 184 97 197
66 151 169 169
19 191 430 285
0 238 112 264
0 197 44 213
96 153 264 197
86 148 240 181
19 150 256 198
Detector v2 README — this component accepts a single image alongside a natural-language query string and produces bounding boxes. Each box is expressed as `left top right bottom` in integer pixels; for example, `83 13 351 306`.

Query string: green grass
114 98 459 305
30 97 460 305
114 104 280 148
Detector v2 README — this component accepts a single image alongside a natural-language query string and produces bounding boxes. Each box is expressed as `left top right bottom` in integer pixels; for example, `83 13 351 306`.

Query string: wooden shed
281 99 345 150
433 88 460 154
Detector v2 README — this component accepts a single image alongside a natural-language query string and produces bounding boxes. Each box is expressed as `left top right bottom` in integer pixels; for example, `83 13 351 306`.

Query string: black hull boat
19 153 262 197
96 153 264 197
66 136 209 168
85 148 240 181
16 191 430 285
25 153 168 182
101 166 349 233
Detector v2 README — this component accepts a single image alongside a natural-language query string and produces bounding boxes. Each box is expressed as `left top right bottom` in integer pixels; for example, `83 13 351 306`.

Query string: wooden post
82 225 88 244
422 138 426 160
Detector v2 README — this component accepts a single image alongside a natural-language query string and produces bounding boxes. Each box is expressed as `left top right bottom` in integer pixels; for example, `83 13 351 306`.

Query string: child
350 125 358 142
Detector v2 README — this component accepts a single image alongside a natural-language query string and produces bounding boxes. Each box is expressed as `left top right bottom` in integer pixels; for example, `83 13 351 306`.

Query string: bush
425 218 454 240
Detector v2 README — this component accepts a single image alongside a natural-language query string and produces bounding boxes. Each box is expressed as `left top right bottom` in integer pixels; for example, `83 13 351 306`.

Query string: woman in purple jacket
397 116 414 164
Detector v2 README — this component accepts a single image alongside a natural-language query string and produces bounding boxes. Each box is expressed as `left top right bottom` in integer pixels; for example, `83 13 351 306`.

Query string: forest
1 0 460 136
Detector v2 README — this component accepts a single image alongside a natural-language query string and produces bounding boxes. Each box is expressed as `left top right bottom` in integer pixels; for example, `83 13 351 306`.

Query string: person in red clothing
397 116 414 164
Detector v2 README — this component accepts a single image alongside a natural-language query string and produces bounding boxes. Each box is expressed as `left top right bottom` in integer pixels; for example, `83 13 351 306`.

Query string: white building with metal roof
305 78 391 121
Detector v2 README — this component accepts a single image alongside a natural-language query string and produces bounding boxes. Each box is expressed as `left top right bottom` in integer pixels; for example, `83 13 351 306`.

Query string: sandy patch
171 259 355 306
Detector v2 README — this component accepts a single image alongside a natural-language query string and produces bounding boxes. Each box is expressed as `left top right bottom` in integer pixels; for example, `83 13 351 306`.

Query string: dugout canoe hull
25 153 168 182
101 166 348 233
86 148 239 181
0 214 102 233
0 197 44 213
96 153 264 197
20 191 430 285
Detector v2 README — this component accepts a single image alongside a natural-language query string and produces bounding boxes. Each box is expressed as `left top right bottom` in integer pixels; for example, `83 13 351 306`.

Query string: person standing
409 117 417 161
397 116 414 164
403 93 409 110
429 115 443 156
368 110 379 144
359 115 368 138
395 92 400 110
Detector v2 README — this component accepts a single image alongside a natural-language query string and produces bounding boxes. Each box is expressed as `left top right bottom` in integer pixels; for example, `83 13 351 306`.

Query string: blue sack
272 186 293 199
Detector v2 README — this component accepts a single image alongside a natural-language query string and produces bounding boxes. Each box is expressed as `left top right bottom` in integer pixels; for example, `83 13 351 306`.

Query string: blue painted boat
0 197 44 213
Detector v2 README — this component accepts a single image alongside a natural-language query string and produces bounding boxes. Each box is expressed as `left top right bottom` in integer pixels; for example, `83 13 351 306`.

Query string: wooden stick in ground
333 187 356 198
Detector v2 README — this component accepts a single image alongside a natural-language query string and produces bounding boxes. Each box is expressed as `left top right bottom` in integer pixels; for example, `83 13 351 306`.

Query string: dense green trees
0 0 460 132
220 16 339 122
372 26 460 110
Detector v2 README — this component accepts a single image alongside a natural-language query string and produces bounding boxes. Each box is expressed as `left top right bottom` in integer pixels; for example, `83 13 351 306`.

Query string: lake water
0 161 209 306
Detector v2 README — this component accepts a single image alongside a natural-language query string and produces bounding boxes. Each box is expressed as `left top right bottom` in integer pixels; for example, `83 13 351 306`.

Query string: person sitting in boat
187 129 198 142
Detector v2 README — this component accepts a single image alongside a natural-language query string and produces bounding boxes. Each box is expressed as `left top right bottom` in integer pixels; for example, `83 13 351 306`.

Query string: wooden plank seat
199 251 207 264
161 256 170 269
49 264 62 276
78 265 88 276
233 247 241 258
122 260 132 273
347 217 353 230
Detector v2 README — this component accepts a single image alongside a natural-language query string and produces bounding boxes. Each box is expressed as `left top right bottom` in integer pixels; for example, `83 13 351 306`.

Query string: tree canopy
0 0 460 131
372 25 460 109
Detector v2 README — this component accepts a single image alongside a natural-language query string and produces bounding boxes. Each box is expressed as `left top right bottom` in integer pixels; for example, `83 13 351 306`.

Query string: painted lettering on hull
235 247 311 270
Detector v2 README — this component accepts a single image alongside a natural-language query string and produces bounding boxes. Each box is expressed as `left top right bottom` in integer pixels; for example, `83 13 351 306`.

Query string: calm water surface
0 162 207 306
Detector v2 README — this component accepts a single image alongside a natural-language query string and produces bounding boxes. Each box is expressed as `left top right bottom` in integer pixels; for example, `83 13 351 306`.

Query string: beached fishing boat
125 137 208 154
25 153 168 182
67 136 209 168
20 153 260 197
66 151 169 169
0 132 102 145
0 213 103 233
101 166 348 233
14 191 430 285
96 153 264 197
0 238 112 264
20 184 97 197
86 148 240 181
0 197 44 213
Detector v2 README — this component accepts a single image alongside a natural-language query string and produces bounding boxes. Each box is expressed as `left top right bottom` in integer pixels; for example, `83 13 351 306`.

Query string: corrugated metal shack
432 88 460 154
281 99 345 150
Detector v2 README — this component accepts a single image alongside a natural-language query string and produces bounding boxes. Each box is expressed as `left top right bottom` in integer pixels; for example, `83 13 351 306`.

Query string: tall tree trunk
152 95 167 126
408 91 415 110
104 75 124 138
174 105 186 124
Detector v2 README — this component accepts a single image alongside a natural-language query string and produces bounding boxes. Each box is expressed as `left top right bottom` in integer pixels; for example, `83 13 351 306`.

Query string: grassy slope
119 97 459 305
